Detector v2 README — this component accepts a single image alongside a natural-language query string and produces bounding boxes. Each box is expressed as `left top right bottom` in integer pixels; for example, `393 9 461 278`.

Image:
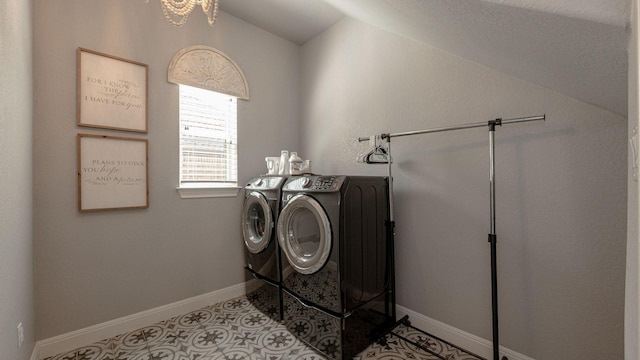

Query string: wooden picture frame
77 48 148 132
78 134 149 211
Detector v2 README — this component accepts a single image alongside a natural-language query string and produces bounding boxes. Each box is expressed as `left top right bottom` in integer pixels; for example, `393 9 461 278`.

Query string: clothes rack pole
386 137 397 322
358 114 544 360
488 119 499 360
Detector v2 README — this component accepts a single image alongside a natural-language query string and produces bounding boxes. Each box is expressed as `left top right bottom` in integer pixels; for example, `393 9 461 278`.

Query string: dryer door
242 191 273 254
277 194 331 275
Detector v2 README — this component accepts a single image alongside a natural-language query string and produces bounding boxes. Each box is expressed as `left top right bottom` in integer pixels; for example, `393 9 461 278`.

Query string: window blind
179 85 237 185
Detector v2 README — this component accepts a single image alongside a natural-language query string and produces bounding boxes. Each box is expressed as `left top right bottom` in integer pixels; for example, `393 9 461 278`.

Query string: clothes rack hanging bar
357 114 544 360
358 115 545 142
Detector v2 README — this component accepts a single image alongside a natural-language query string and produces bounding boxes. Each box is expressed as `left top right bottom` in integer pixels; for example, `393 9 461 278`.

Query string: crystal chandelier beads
160 0 219 27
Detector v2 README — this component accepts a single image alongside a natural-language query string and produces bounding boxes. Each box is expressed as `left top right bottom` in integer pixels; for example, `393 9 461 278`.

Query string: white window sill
176 185 241 199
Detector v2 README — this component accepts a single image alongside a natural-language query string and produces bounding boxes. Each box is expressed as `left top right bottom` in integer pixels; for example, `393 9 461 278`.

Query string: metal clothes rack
359 114 545 360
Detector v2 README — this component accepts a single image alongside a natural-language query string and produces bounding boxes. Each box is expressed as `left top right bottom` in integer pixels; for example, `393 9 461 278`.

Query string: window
168 45 249 198
177 85 239 198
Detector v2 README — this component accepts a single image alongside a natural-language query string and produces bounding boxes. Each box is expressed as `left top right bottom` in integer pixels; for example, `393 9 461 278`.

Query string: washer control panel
283 175 345 192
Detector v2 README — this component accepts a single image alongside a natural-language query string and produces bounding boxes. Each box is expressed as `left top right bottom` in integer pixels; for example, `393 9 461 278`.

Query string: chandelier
159 0 220 27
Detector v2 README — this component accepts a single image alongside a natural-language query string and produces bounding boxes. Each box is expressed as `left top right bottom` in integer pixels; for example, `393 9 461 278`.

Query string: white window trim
176 185 241 199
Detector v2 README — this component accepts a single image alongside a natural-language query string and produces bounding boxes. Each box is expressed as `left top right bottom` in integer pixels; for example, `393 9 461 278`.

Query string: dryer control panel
245 176 286 190
283 175 345 192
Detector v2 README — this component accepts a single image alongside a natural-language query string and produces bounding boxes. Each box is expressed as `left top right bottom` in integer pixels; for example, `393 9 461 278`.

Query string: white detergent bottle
289 152 303 175
279 150 289 175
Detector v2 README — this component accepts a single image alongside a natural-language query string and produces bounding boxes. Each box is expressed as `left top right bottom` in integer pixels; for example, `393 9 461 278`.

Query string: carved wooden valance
168 45 249 100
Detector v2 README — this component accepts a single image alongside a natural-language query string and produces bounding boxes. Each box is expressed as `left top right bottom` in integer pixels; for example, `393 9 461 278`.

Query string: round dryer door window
278 194 331 275
242 191 273 254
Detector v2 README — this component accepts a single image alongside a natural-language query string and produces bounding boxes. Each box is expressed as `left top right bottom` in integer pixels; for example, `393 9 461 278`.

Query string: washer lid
242 191 273 254
277 194 331 275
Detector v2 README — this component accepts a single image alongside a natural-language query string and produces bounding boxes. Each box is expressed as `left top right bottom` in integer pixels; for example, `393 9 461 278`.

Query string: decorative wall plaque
78 134 149 211
77 48 149 132
168 45 250 100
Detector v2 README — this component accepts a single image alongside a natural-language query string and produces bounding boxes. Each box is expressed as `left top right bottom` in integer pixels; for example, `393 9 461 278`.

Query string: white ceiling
219 0 631 116
218 0 345 45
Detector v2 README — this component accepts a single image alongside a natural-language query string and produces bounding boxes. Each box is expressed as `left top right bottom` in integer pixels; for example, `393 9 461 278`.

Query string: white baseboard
34 283 245 359
396 305 535 360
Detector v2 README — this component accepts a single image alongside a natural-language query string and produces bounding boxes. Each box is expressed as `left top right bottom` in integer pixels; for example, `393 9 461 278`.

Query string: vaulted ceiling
219 0 631 116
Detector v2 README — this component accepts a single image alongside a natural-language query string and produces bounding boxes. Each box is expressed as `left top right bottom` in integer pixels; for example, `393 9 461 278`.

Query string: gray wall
0 0 35 358
300 19 627 359
627 0 639 358
33 0 300 339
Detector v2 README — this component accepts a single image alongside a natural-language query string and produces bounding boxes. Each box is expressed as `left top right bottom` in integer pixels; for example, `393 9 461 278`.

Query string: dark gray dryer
277 175 394 360
241 175 286 321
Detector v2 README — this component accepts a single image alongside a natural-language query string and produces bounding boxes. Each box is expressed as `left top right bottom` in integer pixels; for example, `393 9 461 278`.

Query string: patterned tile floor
43 295 484 360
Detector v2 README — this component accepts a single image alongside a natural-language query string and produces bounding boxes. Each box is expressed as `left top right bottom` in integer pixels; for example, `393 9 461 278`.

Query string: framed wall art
77 47 148 132
78 134 149 212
